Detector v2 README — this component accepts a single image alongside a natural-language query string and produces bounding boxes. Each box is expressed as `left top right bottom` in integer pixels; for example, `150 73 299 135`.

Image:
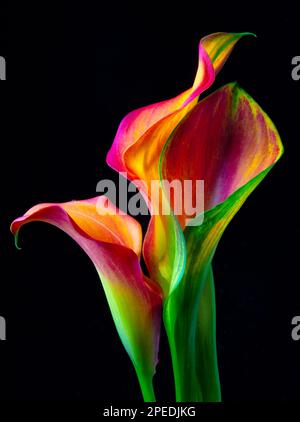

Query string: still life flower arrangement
11 32 283 402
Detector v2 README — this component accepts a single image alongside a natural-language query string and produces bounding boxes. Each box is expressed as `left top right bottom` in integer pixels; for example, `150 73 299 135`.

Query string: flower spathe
11 197 162 402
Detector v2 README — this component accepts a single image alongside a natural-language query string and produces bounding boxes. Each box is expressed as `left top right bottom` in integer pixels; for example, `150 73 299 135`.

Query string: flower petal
11 197 162 401
161 82 283 227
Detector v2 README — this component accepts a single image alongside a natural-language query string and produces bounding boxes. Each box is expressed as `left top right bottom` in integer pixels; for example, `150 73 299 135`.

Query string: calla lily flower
161 83 283 401
106 33 283 401
11 197 162 401
107 32 254 298
11 32 284 402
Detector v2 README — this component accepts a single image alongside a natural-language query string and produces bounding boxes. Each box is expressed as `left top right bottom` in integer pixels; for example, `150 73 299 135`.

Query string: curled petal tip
10 220 22 250
12 230 21 250
14 234 21 250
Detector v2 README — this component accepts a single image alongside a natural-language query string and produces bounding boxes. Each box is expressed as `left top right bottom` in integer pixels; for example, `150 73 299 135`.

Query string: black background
1 1 299 403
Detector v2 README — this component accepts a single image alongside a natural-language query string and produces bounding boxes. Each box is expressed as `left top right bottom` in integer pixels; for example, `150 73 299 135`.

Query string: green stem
164 262 221 402
136 370 156 402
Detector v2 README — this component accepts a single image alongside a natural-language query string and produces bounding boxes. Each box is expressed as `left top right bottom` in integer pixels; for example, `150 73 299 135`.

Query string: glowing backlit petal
11 197 162 401
161 83 283 401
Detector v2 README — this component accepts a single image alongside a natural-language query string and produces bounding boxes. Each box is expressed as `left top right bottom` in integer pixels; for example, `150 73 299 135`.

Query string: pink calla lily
11 197 162 401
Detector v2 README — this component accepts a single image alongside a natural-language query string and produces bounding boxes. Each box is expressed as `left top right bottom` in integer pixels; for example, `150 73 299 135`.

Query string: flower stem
136 369 156 402
164 263 221 401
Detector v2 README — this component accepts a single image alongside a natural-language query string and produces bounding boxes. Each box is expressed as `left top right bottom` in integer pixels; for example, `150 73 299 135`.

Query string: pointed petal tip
226 80 240 89
238 32 257 38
